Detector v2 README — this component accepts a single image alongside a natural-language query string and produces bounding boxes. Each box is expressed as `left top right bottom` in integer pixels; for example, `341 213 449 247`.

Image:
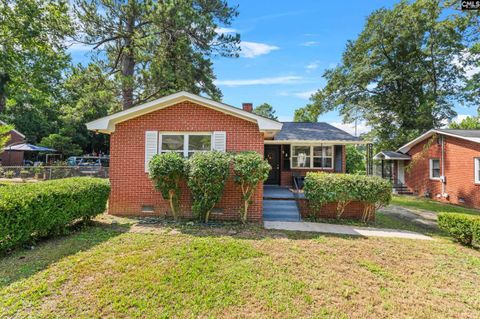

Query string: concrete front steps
263 200 300 221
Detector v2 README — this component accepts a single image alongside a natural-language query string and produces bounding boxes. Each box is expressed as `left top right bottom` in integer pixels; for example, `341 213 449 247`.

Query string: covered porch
373 151 412 194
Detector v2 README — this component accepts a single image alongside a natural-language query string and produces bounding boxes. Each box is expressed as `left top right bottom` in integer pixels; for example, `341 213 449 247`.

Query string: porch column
366 143 373 175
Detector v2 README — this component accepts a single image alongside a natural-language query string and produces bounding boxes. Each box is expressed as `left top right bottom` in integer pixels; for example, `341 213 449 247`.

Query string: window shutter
212 131 226 152
145 131 158 172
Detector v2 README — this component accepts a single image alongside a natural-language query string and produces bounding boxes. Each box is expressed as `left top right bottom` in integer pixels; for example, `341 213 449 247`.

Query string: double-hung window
429 159 441 179
291 145 334 169
160 133 212 157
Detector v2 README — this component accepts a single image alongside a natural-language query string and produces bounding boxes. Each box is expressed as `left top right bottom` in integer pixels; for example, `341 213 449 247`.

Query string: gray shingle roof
274 122 361 141
437 129 480 139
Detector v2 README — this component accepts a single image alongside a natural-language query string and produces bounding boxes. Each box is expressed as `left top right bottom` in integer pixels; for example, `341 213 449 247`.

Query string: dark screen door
265 145 280 185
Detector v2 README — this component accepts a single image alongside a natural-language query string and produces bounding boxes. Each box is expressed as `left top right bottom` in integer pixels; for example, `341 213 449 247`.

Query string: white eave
264 139 369 145
86 91 283 134
397 129 480 153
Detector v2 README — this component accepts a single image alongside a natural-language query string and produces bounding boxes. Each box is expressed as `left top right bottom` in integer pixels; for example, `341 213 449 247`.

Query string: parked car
67 156 109 167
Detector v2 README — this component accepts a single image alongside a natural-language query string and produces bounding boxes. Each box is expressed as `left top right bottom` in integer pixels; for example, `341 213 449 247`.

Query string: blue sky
69 0 476 135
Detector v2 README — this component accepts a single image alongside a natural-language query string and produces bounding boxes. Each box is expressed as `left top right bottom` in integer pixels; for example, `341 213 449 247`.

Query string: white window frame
475 158 480 184
159 132 212 157
429 158 441 180
290 145 334 169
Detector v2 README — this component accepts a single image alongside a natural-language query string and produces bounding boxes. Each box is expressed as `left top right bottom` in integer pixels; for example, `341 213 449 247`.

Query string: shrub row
148 151 270 223
438 212 480 246
303 172 392 222
0 177 110 253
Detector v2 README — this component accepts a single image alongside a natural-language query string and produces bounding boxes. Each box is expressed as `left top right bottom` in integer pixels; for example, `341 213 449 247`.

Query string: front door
265 145 280 185
397 161 405 184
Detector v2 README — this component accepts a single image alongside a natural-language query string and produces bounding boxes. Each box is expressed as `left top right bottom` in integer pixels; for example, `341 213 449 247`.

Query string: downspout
441 135 446 197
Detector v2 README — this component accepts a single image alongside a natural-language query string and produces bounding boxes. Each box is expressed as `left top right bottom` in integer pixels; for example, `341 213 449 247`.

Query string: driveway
379 205 438 230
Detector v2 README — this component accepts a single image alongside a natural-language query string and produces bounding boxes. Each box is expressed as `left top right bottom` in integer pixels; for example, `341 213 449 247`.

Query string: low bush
187 151 230 223
148 152 186 220
304 173 392 221
438 212 480 246
4 170 14 178
0 177 110 253
233 151 271 223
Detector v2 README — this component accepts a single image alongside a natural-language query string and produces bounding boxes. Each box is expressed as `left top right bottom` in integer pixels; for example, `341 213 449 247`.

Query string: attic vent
141 205 155 214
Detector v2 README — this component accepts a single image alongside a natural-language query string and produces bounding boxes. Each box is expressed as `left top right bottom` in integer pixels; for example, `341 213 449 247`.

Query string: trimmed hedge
0 177 110 253
149 152 186 220
438 212 480 246
187 151 231 223
304 173 392 222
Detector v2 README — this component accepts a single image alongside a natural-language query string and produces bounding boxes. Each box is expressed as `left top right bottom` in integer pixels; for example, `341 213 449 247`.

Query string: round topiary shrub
148 152 186 220
187 151 230 223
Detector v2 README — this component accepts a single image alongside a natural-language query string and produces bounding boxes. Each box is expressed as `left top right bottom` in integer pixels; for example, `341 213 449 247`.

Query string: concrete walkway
264 221 433 240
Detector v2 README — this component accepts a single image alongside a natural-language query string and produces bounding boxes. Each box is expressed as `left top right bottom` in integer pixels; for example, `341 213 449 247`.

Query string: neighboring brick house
87 91 363 221
0 120 25 166
375 129 480 209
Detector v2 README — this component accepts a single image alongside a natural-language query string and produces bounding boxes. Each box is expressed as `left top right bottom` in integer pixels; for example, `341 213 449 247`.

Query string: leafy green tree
232 152 271 223
0 124 14 150
345 145 365 174
300 0 473 150
39 134 82 156
293 104 319 122
0 0 72 142
449 116 480 129
149 152 186 220
60 64 120 154
73 0 240 109
253 103 278 120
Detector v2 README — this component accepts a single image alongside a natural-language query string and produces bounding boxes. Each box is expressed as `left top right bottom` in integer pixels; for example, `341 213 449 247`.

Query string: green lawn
392 195 480 215
1 219 479 318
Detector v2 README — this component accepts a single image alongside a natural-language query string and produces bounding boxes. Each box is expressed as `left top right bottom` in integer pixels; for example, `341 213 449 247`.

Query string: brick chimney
242 103 253 112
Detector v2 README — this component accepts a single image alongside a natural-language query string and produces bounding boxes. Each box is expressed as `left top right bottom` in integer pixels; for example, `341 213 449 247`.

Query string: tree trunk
0 73 9 113
121 11 136 110
0 93 5 114
121 52 135 110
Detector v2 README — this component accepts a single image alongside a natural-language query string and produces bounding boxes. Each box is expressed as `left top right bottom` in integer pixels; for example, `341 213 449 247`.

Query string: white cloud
306 61 320 70
215 27 237 34
453 114 470 123
215 76 302 87
280 90 316 99
330 121 371 136
64 40 92 53
240 41 279 58
301 41 320 47
452 51 480 80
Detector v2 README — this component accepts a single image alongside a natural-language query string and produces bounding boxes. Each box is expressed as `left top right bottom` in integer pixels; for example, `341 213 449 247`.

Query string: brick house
375 129 480 209
0 120 26 166
87 91 363 221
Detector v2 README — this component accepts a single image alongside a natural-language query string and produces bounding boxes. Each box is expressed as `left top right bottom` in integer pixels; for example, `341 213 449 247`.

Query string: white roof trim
264 139 369 145
397 129 480 153
373 151 411 160
0 120 25 138
86 91 283 134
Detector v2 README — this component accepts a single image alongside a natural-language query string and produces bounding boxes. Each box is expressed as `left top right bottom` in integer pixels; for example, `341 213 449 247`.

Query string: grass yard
392 195 480 215
1 218 479 319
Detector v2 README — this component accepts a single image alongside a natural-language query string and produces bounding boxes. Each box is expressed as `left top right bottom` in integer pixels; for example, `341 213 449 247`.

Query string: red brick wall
109 101 264 222
280 145 346 186
298 199 373 221
405 135 480 208
0 130 25 166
